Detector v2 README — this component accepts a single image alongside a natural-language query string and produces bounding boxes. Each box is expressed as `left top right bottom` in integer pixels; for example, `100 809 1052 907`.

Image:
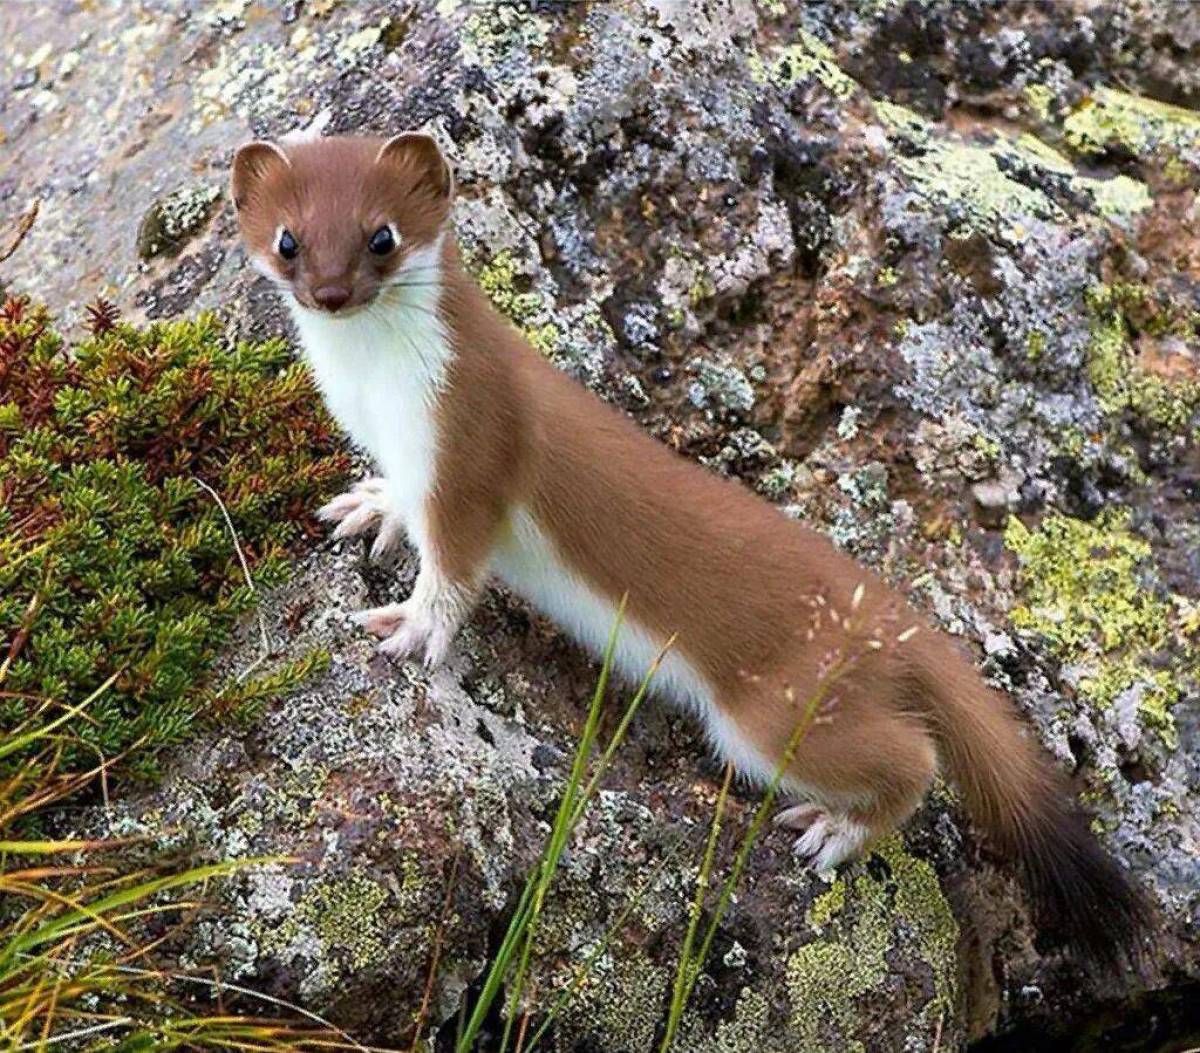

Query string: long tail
900 633 1147 969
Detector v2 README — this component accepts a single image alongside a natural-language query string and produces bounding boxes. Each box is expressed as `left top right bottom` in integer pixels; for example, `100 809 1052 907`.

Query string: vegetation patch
1062 87 1200 176
784 835 958 1053
0 296 348 783
749 30 858 98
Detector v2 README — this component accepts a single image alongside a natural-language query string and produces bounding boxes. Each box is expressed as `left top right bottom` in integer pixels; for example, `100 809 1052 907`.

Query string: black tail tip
1018 800 1151 973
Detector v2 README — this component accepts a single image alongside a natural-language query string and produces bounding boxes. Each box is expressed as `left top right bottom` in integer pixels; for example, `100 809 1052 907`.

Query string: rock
3 0 1198 1050
970 472 1022 527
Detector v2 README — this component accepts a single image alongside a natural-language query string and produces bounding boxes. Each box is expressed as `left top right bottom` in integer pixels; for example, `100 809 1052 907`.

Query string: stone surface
3 1 1199 1050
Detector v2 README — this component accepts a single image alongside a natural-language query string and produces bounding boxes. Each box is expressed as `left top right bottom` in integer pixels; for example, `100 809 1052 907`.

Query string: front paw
318 478 403 557
351 602 455 669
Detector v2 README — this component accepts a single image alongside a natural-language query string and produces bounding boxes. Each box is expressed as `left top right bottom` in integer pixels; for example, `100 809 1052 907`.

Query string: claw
790 812 870 871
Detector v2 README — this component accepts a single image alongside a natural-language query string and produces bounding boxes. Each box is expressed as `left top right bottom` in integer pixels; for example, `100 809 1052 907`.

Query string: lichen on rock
4 0 1200 1048
137 184 221 259
1004 509 1193 747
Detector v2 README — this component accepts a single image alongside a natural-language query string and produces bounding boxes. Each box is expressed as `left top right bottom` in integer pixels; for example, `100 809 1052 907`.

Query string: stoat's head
230 131 454 315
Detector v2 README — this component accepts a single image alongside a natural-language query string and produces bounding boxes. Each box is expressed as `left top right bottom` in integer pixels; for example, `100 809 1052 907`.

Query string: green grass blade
0 671 120 762
459 601 626 1053
0 857 282 974
659 763 733 1051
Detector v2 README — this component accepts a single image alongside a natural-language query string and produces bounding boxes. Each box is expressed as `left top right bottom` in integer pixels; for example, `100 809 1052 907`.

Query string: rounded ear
230 141 291 211
375 132 455 202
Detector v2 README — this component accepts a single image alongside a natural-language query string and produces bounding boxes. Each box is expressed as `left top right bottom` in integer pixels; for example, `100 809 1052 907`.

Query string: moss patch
1005 509 1192 745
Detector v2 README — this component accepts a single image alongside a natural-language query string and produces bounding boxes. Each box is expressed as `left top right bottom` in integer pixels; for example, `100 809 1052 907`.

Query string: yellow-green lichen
805 880 846 931
877 105 1060 234
552 946 671 1052
678 987 773 1053
897 138 1061 232
1005 509 1193 745
784 835 957 1053
136 184 221 259
1086 284 1200 431
475 250 561 357
1013 132 1075 174
1024 82 1055 123
1081 173 1153 222
456 1 551 69
1063 87 1200 168
881 107 1153 231
876 265 899 288
749 31 857 98
258 868 393 990
873 99 933 148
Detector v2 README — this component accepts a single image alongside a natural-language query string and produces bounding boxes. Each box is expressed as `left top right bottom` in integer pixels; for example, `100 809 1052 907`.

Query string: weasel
231 130 1145 965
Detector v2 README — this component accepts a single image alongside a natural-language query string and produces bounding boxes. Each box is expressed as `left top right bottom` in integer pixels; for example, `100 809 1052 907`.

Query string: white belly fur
493 507 783 788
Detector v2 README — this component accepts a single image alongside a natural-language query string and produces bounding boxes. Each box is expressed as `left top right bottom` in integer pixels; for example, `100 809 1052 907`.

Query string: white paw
774 803 824 831
351 601 453 669
318 478 403 556
791 811 870 871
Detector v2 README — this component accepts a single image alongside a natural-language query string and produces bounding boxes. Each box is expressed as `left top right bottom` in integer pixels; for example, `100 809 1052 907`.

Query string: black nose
314 286 351 312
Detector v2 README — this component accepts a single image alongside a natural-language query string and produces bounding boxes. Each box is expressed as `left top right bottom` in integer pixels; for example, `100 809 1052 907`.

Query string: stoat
231 130 1145 965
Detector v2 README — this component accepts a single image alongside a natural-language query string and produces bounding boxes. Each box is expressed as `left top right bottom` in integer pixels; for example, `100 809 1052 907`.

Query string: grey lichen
136 184 221 259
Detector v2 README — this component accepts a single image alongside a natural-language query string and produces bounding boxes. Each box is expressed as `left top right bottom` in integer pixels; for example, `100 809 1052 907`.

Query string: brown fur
232 132 1147 966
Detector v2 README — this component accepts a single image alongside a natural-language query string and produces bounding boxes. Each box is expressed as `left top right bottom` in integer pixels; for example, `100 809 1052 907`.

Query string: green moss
784 835 957 1052
1005 510 1192 745
0 299 348 784
1086 284 1200 431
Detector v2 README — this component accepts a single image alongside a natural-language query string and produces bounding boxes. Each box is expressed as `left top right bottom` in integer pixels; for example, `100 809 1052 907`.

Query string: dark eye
278 229 298 260
368 226 396 255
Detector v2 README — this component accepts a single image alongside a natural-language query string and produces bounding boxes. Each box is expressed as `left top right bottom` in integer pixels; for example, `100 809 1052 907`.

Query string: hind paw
774 803 825 831
791 811 870 872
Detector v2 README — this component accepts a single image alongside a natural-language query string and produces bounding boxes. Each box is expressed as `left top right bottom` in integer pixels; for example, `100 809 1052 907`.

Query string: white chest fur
289 282 450 540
